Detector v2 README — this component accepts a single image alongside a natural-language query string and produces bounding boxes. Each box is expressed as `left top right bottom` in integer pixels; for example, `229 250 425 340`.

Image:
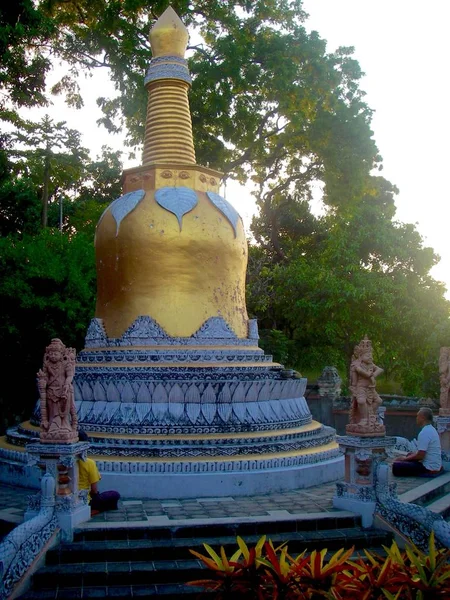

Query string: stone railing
375 463 450 550
0 474 58 600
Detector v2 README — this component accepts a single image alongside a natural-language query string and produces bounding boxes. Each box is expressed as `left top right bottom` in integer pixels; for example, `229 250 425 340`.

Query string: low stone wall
305 384 439 439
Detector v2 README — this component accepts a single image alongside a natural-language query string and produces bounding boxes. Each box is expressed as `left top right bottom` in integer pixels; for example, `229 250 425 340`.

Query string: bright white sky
302 0 450 294
24 0 450 294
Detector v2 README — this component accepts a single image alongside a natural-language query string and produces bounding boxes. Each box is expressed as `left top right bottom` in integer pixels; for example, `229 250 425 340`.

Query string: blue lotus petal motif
206 192 241 237
97 189 146 236
155 186 198 230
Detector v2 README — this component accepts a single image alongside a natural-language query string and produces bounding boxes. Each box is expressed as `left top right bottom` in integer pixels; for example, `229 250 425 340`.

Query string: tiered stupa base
1 317 343 497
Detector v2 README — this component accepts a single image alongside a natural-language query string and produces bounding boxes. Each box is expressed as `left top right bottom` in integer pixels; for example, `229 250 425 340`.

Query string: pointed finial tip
150 5 189 59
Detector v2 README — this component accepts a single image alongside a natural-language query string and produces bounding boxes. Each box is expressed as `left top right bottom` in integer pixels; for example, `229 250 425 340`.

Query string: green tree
64 146 122 236
0 2 379 202
247 175 450 395
10 115 90 227
0 1 54 111
0 229 96 431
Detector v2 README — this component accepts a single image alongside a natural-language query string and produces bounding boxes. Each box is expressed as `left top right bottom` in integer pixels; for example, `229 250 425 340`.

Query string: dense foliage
0 119 121 430
0 1 449 428
189 533 450 599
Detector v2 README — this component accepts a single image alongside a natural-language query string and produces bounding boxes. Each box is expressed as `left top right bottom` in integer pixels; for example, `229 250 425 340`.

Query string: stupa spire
142 6 196 165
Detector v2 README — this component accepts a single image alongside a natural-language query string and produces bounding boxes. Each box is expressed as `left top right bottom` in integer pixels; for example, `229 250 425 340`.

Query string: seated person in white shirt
393 407 443 477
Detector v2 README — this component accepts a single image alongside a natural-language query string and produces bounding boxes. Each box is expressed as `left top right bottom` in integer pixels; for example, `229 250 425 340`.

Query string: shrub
188 532 450 599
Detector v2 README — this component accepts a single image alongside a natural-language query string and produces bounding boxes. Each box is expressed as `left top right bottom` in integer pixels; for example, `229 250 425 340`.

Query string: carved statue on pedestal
439 347 450 416
38 339 78 444
346 336 385 437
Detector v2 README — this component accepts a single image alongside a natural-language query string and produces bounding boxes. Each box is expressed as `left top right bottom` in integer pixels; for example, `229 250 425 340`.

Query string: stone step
21 524 392 600
46 527 390 566
398 471 450 507
426 492 450 519
19 582 211 599
32 559 206 589
73 511 361 543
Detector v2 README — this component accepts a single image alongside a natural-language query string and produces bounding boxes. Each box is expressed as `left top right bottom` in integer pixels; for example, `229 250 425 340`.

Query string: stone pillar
26 442 91 541
436 415 450 466
333 435 396 527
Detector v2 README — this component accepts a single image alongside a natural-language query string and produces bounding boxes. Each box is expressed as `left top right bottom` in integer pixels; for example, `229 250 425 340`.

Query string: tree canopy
0 1 449 430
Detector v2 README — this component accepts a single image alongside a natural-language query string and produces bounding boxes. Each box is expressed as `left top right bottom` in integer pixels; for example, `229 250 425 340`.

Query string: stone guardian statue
346 336 385 436
38 339 78 444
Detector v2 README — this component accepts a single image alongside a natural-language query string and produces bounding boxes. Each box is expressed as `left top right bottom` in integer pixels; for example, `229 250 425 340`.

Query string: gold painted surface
0 437 27 452
143 81 196 165
0 437 338 463
17 421 322 442
95 189 249 339
89 441 339 463
149 6 189 59
122 165 223 196
96 9 249 340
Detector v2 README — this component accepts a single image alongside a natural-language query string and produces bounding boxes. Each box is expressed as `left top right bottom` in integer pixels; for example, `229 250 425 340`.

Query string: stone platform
0 471 435 531
1 315 343 497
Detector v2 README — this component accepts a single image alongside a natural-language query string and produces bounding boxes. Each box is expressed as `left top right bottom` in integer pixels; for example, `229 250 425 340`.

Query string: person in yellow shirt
78 430 120 514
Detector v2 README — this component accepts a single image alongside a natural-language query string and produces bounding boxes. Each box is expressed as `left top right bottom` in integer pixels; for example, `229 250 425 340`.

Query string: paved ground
0 472 425 526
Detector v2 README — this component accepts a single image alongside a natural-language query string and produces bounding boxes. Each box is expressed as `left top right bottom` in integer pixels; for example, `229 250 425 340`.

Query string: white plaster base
58 504 91 541
332 496 375 528
97 455 344 499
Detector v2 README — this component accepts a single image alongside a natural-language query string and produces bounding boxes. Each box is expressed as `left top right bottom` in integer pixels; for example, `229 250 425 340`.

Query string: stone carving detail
375 463 450 550
83 315 263 348
85 318 107 347
97 190 146 236
192 317 237 339
144 55 192 85
346 336 385 437
92 445 340 475
76 389 310 429
206 191 241 237
38 339 78 444
122 315 167 342
436 415 450 434
0 474 58 600
439 347 450 415
155 186 198 230
317 366 341 400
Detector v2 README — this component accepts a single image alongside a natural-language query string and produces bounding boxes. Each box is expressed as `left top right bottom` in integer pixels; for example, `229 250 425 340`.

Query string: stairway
395 471 450 520
18 513 391 599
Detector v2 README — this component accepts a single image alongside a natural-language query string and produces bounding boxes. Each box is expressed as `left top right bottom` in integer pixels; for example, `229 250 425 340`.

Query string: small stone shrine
26 339 90 539
0 7 342 498
333 336 396 526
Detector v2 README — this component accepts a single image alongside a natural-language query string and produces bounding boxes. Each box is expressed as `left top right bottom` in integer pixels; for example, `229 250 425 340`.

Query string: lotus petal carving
186 403 201 425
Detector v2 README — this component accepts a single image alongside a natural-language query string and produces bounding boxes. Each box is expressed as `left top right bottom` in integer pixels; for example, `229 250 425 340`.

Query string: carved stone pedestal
26 442 91 541
436 415 450 465
333 435 396 527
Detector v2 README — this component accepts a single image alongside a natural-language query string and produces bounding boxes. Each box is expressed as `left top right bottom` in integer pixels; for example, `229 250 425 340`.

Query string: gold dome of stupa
94 6 249 339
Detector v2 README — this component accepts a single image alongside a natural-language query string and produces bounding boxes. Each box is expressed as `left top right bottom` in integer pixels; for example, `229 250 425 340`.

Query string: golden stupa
0 7 341 499
95 6 248 339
